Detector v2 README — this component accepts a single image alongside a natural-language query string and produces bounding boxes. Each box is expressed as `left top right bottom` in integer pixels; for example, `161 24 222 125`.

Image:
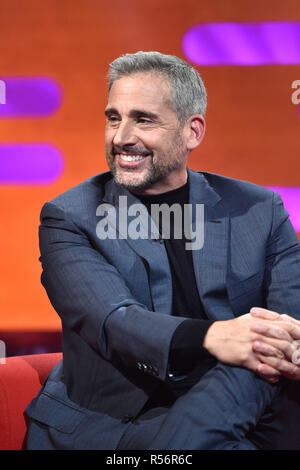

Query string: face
104 72 190 195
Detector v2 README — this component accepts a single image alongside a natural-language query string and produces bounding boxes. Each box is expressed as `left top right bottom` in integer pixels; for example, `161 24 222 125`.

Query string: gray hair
108 51 207 125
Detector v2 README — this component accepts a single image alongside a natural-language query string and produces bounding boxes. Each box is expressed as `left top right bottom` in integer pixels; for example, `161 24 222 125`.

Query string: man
26 52 300 450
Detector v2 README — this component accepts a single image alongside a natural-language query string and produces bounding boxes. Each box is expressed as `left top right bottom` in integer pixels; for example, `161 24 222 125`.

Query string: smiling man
104 71 201 194
26 52 300 450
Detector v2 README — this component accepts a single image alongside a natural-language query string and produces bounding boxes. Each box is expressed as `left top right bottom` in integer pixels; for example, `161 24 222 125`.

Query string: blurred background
0 0 299 356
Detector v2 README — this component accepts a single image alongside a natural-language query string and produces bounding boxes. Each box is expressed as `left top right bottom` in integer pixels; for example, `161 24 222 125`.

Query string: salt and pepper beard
105 134 187 192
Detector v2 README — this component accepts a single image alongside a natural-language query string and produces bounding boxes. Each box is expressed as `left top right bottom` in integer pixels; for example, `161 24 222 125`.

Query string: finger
250 309 300 331
255 363 280 383
291 345 300 366
250 307 281 320
251 322 293 341
265 322 300 341
278 321 300 340
255 353 298 376
252 340 285 359
281 314 300 325
284 324 300 340
253 336 296 361
246 356 280 383
280 368 300 381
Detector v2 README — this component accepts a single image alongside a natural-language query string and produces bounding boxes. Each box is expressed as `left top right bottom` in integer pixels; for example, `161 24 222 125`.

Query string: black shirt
135 177 217 398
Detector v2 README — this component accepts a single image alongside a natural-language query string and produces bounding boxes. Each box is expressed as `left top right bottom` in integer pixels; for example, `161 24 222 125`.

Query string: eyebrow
104 107 159 121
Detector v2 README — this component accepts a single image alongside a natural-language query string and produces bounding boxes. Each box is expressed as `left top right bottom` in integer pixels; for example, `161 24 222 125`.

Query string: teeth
120 154 145 162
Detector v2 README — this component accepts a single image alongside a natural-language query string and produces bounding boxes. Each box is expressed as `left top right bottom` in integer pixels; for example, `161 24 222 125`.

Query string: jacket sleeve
39 201 186 381
264 191 300 318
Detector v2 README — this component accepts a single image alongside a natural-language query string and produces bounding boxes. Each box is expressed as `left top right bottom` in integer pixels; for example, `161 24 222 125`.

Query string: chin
114 169 150 191
116 178 150 192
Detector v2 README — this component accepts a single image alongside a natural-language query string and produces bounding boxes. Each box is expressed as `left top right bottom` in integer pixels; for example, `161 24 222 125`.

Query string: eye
107 115 120 125
137 117 151 124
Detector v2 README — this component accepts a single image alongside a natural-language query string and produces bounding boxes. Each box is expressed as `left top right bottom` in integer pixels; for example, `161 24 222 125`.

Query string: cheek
138 127 164 144
105 130 114 148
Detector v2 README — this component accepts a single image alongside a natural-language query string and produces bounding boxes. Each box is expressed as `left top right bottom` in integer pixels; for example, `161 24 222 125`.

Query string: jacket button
122 415 133 424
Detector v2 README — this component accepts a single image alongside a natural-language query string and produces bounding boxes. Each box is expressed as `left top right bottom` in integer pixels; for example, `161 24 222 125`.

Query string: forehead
107 72 175 113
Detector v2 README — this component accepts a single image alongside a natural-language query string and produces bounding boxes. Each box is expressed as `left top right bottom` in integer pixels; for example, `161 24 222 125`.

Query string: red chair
0 352 62 450
2 352 300 450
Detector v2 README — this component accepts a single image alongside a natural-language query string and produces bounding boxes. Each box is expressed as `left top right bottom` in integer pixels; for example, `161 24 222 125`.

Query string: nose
112 120 137 149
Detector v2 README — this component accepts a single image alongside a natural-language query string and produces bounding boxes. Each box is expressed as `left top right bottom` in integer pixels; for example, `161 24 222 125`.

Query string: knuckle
278 329 289 340
273 357 281 368
240 348 252 366
280 359 293 373
283 343 292 357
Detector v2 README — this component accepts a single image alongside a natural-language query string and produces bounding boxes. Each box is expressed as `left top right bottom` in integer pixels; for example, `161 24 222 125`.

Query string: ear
185 115 206 151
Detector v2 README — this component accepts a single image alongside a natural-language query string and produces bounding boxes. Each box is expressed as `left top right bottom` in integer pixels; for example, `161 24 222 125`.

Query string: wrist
203 321 221 356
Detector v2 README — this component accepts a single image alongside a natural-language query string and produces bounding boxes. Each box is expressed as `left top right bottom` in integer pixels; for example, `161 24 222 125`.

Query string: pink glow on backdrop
267 187 300 232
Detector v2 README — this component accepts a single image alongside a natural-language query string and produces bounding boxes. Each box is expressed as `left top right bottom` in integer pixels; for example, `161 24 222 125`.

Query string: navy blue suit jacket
26 168 300 449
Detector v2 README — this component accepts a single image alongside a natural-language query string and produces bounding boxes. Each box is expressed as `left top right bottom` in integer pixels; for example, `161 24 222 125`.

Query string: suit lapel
188 169 233 320
102 178 173 314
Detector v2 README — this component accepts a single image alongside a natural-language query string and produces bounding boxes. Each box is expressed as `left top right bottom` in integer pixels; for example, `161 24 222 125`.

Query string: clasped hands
203 308 300 383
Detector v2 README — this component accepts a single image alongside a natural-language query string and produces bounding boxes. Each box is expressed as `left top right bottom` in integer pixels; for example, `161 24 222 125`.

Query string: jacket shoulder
41 171 113 214
200 171 275 208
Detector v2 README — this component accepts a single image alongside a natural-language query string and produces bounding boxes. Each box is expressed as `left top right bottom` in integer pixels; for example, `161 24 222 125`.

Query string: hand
203 313 298 383
250 307 300 380
250 307 300 328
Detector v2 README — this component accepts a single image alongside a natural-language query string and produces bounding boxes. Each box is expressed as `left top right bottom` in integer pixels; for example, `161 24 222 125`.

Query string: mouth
115 152 152 168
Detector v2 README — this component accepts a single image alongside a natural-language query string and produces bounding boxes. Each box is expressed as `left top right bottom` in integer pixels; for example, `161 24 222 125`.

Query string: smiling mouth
114 151 152 167
119 154 148 162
